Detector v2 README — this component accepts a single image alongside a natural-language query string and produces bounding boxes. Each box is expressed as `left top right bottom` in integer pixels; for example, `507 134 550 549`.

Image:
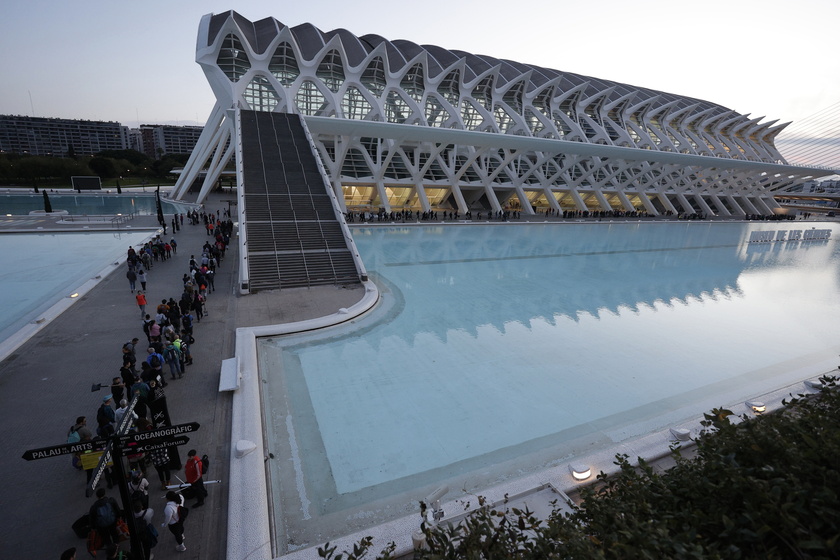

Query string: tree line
0 150 191 187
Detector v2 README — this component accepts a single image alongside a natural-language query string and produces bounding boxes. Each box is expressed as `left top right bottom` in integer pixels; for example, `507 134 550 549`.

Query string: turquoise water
259 221 840 549
0 231 154 346
0 193 190 216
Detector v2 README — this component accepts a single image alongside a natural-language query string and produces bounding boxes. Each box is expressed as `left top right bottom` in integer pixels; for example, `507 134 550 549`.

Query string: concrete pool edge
228 280 380 560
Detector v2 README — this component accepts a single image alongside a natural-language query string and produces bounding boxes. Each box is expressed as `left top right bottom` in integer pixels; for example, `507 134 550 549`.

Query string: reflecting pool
0 193 191 216
0 231 153 346
258 221 840 552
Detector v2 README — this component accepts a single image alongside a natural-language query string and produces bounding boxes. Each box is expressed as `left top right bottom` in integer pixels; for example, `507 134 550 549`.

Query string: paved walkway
0 192 364 559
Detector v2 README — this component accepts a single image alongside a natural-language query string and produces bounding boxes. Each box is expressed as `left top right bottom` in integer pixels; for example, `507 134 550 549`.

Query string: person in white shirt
161 491 187 552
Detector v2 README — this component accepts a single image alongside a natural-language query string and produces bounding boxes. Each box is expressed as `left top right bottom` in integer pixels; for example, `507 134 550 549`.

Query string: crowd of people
62 209 232 559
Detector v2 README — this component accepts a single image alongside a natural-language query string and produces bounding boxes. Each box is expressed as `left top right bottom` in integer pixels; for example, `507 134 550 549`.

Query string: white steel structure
172 11 834 216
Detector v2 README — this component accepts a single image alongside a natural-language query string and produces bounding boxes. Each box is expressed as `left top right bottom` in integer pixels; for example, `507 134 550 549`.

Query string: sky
2 0 839 142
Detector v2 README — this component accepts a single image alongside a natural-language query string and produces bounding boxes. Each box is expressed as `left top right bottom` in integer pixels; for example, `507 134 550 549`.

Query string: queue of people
62 210 230 558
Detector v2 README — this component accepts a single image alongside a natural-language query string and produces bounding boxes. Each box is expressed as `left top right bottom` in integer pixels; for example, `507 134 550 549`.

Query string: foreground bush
321 376 840 560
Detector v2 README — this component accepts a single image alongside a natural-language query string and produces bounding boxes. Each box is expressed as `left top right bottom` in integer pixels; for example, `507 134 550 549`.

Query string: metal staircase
240 110 361 291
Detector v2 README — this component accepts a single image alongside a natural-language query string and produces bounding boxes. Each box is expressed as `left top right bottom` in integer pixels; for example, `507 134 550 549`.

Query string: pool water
0 231 154 346
259 221 840 551
0 192 191 216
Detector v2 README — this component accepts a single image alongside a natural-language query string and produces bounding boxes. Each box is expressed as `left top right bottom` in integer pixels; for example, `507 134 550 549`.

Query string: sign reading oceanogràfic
121 436 190 456
21 441 99 461
118 422 200 445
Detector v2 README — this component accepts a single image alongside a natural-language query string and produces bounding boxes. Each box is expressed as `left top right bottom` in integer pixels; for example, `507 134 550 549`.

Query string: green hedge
322 376 840 560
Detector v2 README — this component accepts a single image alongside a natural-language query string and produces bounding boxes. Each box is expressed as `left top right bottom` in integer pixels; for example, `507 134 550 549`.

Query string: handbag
87 529 102 556
116 518 130 542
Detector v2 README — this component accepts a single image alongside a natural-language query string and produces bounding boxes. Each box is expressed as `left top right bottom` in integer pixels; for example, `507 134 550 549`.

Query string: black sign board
122 436 190 456
118 422 200 445
22 441 100 461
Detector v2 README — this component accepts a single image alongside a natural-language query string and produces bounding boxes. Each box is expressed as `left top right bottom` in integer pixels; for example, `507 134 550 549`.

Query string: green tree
88 156 117 179
96 149 150 166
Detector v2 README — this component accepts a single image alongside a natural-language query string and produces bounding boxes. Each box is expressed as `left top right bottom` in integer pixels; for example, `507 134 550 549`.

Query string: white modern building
172 11 834 216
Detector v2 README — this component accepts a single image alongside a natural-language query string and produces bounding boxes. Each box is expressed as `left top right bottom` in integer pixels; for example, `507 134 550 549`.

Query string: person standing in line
135 291 147 320
126 268 137 293
132 502 155 560
137 269 147 291
96 395 116 437
89 488 120 546
149 439 171 490
161 491 186 552
185 450 207 507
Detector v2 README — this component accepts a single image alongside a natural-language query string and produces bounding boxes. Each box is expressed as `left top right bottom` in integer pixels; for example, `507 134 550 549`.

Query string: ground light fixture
569 463 592 481
68 293 79 298
745 400 766 414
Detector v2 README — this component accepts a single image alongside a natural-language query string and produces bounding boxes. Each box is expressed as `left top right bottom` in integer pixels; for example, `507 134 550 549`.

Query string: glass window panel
425 95 450 127
385 90 412 124
494 104 514 133
317 50 345 93
243 75 280 112
438 70 460 106
341 87 373 120
340 148 373 177
216 34 251 82
268 42 299 87
460 100 484 131
471 76 494 111
295 81 329 116
361 57 387 97
400 64 424 103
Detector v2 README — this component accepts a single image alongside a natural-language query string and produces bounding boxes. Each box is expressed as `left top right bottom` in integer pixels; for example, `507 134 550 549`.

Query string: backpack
94 501 116 527
178 504 189 522
165 346 180 362
67 426 80 444
146 521 159 548
96 405 111 427
149 355 161 369
201 454 209 475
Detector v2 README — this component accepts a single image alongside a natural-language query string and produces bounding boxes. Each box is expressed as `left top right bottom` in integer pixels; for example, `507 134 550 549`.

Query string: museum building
172 10 832 217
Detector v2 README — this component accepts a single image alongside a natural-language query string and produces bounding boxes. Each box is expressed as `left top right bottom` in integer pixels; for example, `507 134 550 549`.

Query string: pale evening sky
1 0 838 139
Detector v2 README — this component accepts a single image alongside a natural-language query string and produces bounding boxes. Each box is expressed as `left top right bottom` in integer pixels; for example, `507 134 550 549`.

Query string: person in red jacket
185 449 207 507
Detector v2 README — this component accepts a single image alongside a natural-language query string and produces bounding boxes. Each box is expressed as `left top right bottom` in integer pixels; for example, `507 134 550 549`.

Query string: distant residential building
0 115 129 157
139 124 204 159
128 128 144 153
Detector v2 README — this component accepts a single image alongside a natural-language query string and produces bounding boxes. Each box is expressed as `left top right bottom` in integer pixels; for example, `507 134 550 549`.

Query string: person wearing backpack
161 491 187 552
128 472 150 510
163 341 182 380
89 488 120 545
145 348 165 385
133 502 157 559
185 449 208 507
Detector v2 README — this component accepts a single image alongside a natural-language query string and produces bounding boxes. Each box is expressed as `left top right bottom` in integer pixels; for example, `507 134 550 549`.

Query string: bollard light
746 400 766 414
569 463 591 481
